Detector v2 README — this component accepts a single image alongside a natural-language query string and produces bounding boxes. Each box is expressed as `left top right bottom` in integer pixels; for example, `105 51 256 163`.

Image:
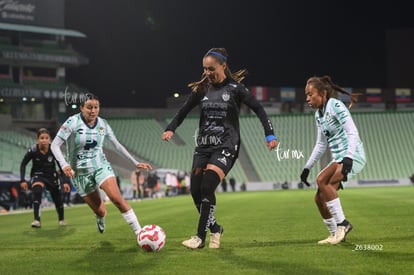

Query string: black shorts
192 148 237 175
31 176 60 192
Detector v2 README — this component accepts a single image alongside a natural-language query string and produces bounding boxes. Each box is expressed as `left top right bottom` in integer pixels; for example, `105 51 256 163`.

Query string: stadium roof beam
0 23 86 38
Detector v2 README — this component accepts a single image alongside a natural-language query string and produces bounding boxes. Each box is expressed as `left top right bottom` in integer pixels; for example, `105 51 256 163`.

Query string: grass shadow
24 226 76 239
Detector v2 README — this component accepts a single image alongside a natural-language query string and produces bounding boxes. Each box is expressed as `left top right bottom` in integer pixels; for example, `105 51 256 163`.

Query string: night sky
64 1 413 108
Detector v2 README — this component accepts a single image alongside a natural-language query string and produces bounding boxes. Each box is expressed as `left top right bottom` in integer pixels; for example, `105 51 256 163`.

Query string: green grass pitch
0 186 413 274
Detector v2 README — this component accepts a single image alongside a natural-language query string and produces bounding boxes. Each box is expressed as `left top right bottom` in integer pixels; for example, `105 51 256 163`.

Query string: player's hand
63 166 75 178
20 181 28 191
266 135 278 150
137 162 152 170
63 183 71 193
267 139 278 150
162 131 174 142
340 157 353 181
300 168 310 187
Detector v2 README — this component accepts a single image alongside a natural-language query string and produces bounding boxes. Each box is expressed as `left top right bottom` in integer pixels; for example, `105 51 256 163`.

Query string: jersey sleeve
165 91 203 132
304 115 328 170
105 119 139 166
51 134 70 169
238 84 275 137
20 146 34 182
56 115 76 141
332 100 359 159
51 115 76 169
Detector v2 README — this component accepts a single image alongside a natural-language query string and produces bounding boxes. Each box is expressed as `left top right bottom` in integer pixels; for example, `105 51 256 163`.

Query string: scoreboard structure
0 0 88 126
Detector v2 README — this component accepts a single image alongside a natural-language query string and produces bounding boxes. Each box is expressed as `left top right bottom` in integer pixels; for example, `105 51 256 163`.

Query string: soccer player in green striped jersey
300 76 366 245
51 94 152 236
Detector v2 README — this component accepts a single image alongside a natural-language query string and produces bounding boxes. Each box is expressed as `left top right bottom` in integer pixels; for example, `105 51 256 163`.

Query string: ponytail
308 75 361 109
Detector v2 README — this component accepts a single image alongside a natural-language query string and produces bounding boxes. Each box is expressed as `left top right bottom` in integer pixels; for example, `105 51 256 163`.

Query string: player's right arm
163 91 203 136
51 116 76 178
304 121 327 171
20 147 33 191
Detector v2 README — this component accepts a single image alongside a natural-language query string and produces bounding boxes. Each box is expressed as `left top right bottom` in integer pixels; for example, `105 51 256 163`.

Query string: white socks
323 217 337 235
122 208 141 235
326 198 346 224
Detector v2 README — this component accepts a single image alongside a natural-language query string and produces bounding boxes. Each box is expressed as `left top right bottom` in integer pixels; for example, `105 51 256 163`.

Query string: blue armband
266 135 277 142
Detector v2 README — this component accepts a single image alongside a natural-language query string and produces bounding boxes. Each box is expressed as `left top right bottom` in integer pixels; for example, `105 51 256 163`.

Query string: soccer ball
137 224 166 252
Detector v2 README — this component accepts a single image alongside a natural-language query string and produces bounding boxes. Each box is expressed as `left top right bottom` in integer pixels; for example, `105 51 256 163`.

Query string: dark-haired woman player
162 48 278 249
300 75 366 244
20 128 71 228
51 94 152 235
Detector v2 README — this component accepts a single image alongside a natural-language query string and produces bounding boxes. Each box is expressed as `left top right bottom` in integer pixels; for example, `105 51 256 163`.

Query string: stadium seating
353 111 414 180
1 111 412 184
0 140 27 175
106 111 414 184
0 131 35 149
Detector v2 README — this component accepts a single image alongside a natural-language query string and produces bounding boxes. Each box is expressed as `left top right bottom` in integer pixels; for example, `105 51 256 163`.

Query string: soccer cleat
31 220 41 228
182 236 205 249
96 216 106 233
328 220 353 244
317 234 336 244
58 220 67 226
209 226 224 249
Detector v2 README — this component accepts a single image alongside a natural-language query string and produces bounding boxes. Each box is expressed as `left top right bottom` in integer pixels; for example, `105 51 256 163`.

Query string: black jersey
166 78 275 153
20 144 59 182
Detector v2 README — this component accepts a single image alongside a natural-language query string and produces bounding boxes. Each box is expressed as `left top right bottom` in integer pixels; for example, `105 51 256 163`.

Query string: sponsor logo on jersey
201 96 209 101
84 139 98 150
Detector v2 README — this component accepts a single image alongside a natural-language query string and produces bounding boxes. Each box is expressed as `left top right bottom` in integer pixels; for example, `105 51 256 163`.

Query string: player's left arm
238 84 278 149
106 121 152 170
335 101 359 176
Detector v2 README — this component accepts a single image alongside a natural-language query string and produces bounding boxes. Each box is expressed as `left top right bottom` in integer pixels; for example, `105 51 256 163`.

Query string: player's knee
32 184 43 202
316 174 329 187
200 170 220 197
190 168 203 198
314 189 322 204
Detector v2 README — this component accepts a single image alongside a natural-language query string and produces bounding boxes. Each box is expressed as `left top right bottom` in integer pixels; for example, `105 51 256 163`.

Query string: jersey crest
222 91 230 102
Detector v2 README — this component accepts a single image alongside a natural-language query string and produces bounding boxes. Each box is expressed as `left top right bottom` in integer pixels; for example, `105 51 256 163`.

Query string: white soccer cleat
31 220 41 228
209 226 224 249
96 216 106 233
58 220 67 226
317 234 335 244
182 236 204 249
328 222 353 244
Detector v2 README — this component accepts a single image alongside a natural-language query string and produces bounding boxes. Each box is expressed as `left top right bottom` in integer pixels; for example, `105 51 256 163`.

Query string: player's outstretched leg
96 215 106 233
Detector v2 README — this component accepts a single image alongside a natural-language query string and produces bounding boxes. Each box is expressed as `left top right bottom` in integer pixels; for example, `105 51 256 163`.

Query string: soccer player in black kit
162 48 278 249
20 128 71 228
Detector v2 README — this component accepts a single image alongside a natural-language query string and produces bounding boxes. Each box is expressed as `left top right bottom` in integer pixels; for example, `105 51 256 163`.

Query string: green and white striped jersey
53 113 138 174
304 98 364 170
